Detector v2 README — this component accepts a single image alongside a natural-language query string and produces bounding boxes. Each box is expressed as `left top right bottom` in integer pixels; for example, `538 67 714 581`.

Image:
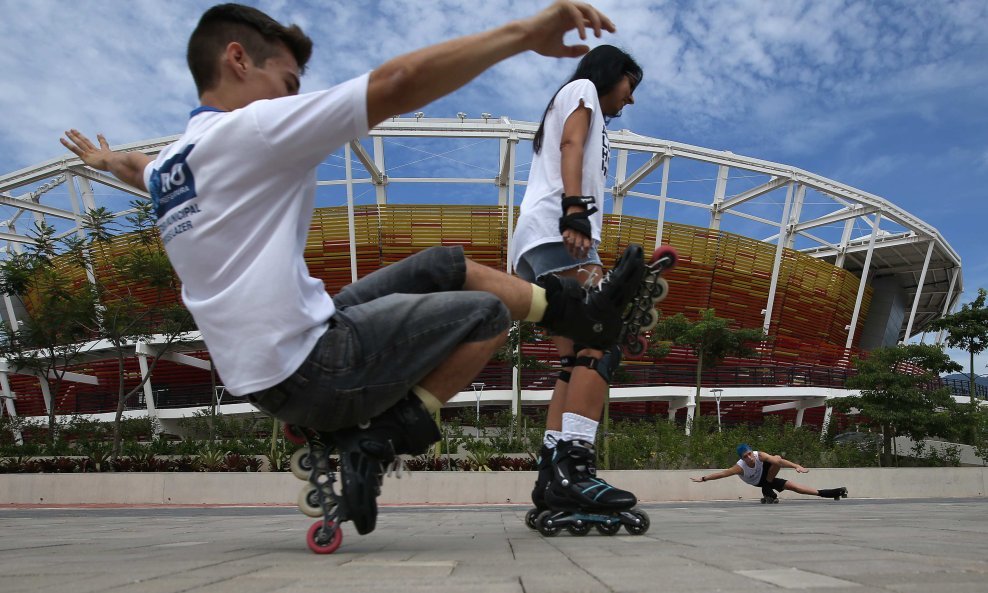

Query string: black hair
187 3 313 96
532 45 643 154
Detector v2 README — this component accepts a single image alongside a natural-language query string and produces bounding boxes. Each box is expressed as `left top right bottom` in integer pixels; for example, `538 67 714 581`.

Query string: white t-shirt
736 451 765 486
511 79 609 269
144 73 370 396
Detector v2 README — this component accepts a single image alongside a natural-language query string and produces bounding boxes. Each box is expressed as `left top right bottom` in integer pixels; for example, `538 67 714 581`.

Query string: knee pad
770 478 788 492
558 354 576 383
570 344 623 384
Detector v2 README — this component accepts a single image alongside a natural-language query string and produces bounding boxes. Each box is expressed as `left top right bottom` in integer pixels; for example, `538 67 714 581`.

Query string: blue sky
0 0 986 374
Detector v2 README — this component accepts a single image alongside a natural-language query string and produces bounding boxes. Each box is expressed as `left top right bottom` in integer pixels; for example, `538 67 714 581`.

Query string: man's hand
690 476 705 483
521 1 616 58
61 129 116 171
59 129 151 192
795 464 808 473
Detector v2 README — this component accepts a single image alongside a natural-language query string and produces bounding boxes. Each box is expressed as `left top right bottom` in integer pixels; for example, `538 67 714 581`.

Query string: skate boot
332 393 441 536
818 487 848 500
536 439 650 536
619 244 678 356
538 244 647 349
525 444 555 530
760 486 779 504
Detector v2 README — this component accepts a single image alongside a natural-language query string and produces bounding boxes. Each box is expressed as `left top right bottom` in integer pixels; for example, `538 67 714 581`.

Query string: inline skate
535 439 650 536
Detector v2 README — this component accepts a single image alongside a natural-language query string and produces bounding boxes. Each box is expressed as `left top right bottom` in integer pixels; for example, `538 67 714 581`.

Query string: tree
928 288 988 405
72 202 195 458
835 343 962 466
0 201 195 456
0 222 99 445
651 308 763 434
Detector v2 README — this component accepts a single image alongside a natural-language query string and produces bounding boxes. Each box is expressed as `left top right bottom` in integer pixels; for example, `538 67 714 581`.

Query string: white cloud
2 0 988 183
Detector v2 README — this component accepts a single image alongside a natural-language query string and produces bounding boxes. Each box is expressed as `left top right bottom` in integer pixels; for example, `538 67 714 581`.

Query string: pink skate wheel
306 520 343 554
650 245 677 268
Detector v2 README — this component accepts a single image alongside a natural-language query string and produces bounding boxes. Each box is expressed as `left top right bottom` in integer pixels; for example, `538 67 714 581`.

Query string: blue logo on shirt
150 144 197 219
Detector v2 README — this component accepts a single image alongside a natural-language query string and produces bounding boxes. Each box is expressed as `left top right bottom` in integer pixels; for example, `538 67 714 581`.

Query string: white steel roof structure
0 116 963 346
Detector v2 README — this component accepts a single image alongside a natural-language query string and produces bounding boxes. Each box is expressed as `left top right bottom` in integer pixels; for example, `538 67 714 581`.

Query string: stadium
0 116 965 437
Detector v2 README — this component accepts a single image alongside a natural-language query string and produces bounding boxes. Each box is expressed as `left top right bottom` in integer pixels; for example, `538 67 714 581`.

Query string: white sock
561 412 598 444
543 430 563 449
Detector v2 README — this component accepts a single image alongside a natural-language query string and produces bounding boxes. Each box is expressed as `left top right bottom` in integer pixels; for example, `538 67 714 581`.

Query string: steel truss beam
0 117 963 346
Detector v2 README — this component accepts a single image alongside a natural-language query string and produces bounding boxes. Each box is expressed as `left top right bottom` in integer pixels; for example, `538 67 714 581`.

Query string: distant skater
691 443 848 503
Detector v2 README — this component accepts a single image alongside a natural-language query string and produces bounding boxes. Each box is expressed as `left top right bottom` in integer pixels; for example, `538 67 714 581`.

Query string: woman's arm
559 104 592 259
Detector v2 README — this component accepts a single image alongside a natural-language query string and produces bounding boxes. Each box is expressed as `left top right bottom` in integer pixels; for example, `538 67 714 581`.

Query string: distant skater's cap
736 443 752 458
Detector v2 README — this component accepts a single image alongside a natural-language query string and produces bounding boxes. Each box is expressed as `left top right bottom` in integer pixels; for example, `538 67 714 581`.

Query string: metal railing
941 378 988 401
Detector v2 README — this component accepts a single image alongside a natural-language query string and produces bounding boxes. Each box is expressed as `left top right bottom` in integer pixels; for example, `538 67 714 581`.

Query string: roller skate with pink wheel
618 244 677 356
285 393 441 554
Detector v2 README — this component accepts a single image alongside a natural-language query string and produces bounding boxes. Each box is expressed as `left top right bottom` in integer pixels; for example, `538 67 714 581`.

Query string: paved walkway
1 498 986 592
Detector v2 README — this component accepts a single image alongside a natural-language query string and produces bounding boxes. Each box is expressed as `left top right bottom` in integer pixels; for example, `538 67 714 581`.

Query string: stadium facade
0 117 964 435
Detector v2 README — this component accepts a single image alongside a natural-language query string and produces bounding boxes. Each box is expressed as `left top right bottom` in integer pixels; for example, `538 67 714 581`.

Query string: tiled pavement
1 498 986 592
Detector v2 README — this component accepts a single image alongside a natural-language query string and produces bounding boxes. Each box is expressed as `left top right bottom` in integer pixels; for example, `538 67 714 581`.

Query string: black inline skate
818 487 849 500
285 426 348 554
618 244 677 356
535 439 650 536
525 443 554 530
286 392 440 553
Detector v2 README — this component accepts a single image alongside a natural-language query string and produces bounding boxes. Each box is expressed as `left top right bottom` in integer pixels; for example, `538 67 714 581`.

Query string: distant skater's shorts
757 462 788 491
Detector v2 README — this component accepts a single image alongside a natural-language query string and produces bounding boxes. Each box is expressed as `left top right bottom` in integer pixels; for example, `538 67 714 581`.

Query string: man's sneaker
332 393 441 534
538 244 646 349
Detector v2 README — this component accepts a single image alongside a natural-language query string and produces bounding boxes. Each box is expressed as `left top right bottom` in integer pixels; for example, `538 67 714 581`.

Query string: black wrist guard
559 194 598 238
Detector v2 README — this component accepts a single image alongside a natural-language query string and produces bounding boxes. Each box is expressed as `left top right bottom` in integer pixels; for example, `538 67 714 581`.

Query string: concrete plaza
1 498 986 593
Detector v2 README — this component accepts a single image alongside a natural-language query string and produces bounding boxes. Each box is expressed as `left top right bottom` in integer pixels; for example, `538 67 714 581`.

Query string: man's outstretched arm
60 130 152 192
366 0 615 126
691 465 742 482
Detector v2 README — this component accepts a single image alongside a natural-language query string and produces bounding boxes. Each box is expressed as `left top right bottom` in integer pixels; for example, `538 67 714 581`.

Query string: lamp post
711 388 724 432
471 382 486 433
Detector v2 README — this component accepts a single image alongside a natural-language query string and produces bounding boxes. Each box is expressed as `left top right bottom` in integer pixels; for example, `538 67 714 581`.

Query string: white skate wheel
648 276 669 303
642 308 660 331
297 484 323 517
290 448 313 480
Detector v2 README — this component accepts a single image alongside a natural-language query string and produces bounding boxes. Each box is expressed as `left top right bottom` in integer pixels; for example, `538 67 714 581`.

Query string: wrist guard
558 194 598 238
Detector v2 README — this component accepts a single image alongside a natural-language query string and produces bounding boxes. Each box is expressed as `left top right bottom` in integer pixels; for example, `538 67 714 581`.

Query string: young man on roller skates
511 45 655 535
691 443 848 503
60 1 645 549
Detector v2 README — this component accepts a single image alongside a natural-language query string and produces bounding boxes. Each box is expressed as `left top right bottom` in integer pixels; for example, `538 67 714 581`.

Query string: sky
0 0 986 375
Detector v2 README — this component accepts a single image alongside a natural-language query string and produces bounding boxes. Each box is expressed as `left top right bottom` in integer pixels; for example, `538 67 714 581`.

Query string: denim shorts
247 246 510 432
515 240 602 283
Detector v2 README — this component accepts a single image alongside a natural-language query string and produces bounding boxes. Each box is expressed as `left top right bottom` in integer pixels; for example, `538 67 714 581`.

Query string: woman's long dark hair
532 45 643 154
